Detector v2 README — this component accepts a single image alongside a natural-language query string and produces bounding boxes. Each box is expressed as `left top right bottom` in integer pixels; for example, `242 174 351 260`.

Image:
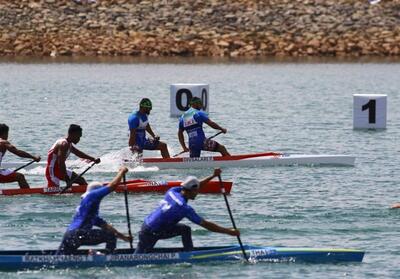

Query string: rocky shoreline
0 0 399 57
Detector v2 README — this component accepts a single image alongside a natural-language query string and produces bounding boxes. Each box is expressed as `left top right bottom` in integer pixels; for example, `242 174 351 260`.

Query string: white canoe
138 152 355 169
1 152 355 171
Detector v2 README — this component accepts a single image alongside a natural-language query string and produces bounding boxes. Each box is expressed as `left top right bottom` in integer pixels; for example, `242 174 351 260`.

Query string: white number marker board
170 84 209 117
353 94 387 129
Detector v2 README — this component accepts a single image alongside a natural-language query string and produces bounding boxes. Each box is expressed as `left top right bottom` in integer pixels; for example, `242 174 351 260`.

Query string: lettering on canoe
145 180 168 187
182 157 214 162
23 255 93 263
249 249 277 257
108 252 179 261
43 187 63 193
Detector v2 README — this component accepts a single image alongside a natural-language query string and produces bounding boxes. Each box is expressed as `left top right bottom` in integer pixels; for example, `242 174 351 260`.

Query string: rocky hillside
0 0 399 57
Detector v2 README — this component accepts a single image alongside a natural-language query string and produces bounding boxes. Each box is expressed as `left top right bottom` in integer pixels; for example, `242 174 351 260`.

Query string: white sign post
170 84 209 117
353 94 387 129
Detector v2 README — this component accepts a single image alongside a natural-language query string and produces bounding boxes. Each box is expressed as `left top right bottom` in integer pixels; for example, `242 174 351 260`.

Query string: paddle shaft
218 174 248 261
208 131 223 140
173 131 224 157
172 150 186 158
123 174 134 249
13 160 36 173
60 161 97 194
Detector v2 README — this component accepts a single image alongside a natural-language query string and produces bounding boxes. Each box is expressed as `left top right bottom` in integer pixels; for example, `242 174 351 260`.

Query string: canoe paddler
58 167 132 255
0 124 41 188
128 98 170 158
178 97 230 158
135 168 239 254
45 124 100 188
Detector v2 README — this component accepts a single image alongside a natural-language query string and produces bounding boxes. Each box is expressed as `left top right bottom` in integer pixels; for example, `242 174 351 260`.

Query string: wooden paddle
13 160 36 172
218 174 248 261
123 173 134 249
60 161 97 194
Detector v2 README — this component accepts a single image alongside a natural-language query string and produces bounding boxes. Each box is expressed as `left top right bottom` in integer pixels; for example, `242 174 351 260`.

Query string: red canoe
0 179 232 196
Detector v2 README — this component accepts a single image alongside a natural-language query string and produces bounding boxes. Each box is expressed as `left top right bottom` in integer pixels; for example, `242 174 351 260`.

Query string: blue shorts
135 223 193 254
141 138 159 151
57 229 116 255
190 139 219 158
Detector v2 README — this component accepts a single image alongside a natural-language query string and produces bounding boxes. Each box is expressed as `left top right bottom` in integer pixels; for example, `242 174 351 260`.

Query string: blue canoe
0 245 364 270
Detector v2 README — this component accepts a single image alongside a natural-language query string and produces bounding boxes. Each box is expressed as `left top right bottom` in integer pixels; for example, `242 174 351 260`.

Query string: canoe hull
140 154 356 169
0 245 364 270
0 179 232 196
1 152 356 172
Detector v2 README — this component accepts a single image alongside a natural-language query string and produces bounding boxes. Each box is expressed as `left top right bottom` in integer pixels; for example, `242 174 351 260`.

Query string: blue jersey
144 187 203 232
128 111 149 149
67 186 110 231
178 108 209 150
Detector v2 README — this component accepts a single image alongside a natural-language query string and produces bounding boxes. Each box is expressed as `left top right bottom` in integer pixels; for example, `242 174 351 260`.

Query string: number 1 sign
353 94 387 129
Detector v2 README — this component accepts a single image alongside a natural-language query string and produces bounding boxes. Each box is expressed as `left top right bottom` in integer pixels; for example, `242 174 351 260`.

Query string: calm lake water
0 58 399 278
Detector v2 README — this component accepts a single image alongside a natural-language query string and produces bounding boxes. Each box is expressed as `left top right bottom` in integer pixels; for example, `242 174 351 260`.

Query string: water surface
0 59 399 278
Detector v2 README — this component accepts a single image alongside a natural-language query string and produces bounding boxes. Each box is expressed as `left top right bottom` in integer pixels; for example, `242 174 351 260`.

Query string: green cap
190 97 202 105
139 98 152 109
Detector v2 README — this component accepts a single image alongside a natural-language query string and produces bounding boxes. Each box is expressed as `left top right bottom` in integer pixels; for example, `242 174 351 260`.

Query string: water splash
71 147 159 174
19 147 159 175
21 166 46 176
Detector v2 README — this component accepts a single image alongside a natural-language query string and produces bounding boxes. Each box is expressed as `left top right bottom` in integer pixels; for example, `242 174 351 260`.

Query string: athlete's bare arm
178 128 189 152
70 145 99 163
57 141 70 180
205 119 227 133
5 141 40 161
145 124 158 140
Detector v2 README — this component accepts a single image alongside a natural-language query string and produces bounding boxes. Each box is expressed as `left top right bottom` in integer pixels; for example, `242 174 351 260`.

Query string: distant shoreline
1 1 399 57
1 56 400 64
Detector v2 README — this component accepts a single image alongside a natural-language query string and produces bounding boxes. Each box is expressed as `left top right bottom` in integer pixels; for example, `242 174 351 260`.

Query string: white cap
181 176 200 190
81 181 104 199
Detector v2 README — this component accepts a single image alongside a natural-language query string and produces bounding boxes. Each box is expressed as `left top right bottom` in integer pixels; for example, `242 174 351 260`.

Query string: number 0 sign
170 84 209 117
